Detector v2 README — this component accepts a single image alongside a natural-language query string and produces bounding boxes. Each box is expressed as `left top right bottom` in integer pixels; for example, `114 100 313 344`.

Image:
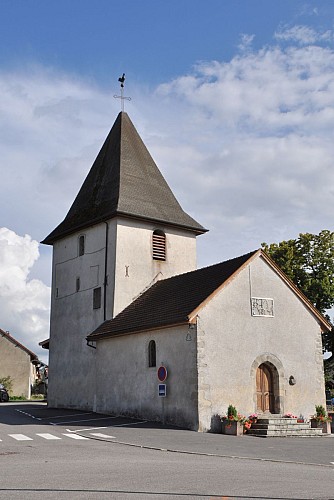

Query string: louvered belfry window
152 230 166 261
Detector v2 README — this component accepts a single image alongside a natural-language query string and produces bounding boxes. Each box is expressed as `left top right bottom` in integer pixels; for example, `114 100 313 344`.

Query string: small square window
93 287 102 309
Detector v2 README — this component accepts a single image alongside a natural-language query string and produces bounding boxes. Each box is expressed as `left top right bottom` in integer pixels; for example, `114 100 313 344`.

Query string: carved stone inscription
251 297 274 317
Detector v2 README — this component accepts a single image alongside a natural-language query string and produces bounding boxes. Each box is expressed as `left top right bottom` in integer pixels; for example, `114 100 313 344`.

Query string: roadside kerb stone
74 428 334 469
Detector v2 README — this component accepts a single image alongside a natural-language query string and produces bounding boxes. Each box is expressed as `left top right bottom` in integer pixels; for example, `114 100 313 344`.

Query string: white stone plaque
251 297 274 317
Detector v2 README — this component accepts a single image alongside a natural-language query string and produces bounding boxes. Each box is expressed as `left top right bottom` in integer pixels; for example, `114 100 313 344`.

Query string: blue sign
158 384 167 397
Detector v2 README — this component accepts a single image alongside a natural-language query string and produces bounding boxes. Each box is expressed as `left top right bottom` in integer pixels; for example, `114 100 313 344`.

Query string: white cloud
0 68 121 245
150 37 334 262
274 25 333 45
238 33 255 52
0 228 50 362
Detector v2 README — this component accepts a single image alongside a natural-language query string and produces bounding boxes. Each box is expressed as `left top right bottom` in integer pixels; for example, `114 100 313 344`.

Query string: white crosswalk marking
62 433 89 440
90 433 116 439
1 432 93 442
36 433 62 440
9 434 33 441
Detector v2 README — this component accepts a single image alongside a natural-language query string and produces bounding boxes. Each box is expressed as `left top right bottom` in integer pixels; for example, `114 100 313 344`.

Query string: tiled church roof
42 112 206 244
87 250 258 340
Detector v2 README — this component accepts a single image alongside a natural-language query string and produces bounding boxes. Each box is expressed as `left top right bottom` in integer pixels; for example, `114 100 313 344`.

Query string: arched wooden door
256 363 275 413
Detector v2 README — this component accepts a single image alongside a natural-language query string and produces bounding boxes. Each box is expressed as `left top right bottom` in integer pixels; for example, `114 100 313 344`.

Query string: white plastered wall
48 217 198 410
0 336 33 398
94 325 199 430
48 224 106 409
196 255 326 432
112 217 197 316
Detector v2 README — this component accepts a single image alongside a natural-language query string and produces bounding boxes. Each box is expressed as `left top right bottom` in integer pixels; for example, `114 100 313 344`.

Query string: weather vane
114 73 131 112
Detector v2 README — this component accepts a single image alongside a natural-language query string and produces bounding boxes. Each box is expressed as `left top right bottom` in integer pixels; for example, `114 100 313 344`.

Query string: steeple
42 112 206 245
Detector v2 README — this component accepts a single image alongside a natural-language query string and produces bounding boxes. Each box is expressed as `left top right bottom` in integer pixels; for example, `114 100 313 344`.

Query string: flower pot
310 419 331 434
222 420 244 436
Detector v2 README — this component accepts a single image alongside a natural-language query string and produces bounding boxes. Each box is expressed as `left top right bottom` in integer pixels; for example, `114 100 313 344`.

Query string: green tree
262 230 334 354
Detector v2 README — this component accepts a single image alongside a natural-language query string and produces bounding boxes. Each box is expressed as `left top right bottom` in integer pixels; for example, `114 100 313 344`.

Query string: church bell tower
42 111 207 409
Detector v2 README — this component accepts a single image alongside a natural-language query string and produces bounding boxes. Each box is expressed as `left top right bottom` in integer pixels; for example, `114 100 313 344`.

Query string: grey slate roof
42 112 206 244
87 250 258 341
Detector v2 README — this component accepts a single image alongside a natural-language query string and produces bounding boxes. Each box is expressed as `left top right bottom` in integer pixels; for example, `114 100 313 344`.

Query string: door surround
250 353 285 414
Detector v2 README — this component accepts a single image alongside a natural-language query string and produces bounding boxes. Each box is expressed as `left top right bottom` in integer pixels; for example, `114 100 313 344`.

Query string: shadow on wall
209 414 222 433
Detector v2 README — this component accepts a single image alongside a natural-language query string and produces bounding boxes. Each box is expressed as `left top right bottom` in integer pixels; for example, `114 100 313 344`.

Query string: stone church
42 111 330 431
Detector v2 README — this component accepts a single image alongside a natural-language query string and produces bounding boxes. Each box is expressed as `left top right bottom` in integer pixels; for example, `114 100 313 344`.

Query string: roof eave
0 329 39 360
42 211 208 245
260 250 332 332
87 319 189 342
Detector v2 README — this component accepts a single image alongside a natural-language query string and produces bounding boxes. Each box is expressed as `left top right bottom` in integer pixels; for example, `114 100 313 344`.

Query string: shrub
227 404 238 420
0 376 13 393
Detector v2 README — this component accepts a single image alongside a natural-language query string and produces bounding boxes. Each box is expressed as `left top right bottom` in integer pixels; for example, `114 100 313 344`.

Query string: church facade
43 112 330 431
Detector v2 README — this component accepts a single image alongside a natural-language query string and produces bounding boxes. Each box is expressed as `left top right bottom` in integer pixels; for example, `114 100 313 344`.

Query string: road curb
76 431 334 469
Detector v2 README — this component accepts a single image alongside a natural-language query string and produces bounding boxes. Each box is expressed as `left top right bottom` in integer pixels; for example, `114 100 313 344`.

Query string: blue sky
2 1 331 84
1 1 334 360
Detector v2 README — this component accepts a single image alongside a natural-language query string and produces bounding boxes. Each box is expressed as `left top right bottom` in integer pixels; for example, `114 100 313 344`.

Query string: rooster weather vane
114 73 131 112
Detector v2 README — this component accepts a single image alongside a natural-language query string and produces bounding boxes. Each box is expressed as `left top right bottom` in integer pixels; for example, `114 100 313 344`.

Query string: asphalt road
0 402 333 500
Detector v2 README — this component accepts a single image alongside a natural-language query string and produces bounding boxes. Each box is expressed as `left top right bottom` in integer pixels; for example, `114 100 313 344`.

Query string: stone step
248 428 323 437
249 416 326 437
251 422 311 431
255 417 300 424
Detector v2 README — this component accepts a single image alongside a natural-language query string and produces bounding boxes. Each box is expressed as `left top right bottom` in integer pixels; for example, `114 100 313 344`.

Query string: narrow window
148 340 156 367
93 287 101 309
76 277 80 292
79 235 85 256
152 230 166 261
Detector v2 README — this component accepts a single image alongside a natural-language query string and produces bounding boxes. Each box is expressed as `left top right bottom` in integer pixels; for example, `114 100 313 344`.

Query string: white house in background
0 328 39 398
42 111 331 431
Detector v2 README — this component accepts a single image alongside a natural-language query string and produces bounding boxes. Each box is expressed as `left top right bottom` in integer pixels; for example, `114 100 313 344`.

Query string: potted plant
310 405 332 434
248 413 258 424
221 405 247 435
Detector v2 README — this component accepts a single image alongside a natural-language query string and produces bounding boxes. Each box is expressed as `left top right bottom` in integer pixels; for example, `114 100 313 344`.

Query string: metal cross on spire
113 73 131 112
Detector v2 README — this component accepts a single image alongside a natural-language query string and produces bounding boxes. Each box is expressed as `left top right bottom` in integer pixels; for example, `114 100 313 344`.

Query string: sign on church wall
158 384 167 397
157 365 168 382
251 297 274 317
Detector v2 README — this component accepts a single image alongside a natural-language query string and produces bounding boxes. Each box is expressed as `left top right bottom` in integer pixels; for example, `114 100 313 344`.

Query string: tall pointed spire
42 112 206 245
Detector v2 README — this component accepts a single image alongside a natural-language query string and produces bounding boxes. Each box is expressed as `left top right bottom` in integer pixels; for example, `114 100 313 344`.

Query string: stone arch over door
250 354 285 414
